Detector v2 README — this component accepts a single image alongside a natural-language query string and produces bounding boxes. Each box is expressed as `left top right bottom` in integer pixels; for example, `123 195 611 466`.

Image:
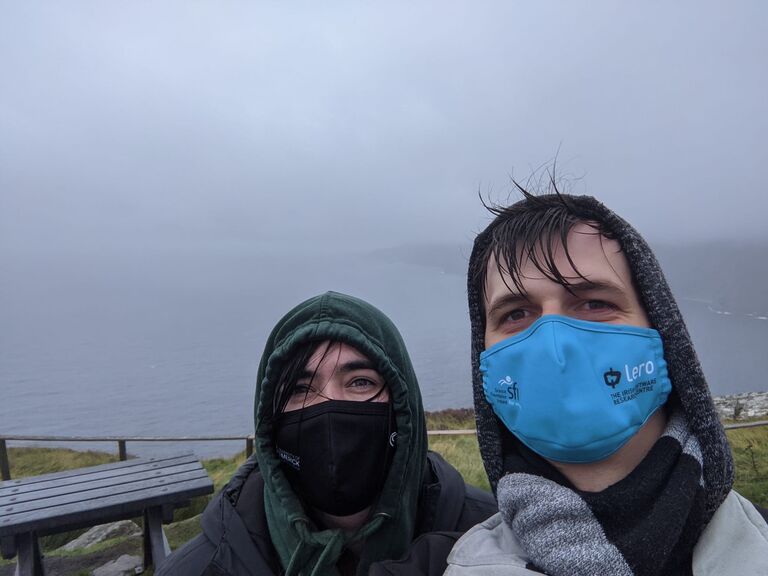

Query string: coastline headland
713 391 768 420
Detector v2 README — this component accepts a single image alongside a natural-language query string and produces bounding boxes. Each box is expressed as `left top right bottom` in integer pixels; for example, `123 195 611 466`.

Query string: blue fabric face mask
480 315 672 463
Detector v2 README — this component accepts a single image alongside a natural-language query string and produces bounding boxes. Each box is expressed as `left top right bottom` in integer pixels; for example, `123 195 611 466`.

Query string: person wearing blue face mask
441 190 768 576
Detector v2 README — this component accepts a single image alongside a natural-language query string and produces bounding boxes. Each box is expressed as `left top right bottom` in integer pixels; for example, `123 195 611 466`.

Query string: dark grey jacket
156 452 496 576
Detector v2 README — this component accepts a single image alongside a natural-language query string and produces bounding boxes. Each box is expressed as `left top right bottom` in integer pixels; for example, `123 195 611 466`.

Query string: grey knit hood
467 193 734 521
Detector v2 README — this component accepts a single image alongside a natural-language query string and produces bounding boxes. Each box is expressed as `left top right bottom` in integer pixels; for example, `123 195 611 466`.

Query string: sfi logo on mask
498 376 520 402
603 367 622 389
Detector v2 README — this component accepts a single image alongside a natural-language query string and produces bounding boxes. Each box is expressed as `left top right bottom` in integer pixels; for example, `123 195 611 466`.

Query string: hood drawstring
284 520 315 576
284 515 388 576
310 530 344 576
285 538 310 576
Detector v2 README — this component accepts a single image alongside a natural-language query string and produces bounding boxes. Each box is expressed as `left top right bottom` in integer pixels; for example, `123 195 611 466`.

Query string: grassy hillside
5 417 766 506
5 415 766 504
725 423 768 505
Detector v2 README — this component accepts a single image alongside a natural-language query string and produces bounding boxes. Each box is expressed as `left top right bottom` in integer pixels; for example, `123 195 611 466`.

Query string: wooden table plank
0 454 198 495
3 468 208 515
0 462 203 506
0 474 212 536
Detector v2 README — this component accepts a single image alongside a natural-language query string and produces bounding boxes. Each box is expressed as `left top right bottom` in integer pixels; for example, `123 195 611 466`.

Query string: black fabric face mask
274 399 396 516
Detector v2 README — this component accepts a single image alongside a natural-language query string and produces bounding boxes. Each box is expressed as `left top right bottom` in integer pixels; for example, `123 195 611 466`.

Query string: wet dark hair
273 340 327 415
272 340 388 415
472 182 618 311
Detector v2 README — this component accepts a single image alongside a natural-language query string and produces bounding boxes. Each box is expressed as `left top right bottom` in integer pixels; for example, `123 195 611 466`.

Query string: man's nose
540 302 568 318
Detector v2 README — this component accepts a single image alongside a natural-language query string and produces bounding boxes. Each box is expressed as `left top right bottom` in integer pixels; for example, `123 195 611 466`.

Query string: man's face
484 222 651 349
283 341 389 412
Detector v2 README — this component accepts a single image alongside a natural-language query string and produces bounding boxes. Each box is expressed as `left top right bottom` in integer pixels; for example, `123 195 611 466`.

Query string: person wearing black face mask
272 340 397 524
157 292 496 576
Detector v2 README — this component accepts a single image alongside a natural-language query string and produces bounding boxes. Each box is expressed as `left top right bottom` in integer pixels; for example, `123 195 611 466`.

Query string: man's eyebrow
486 293 529 318
566 279 627 296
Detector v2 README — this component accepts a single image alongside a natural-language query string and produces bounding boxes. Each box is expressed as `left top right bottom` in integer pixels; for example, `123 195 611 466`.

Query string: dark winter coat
156 451 495 576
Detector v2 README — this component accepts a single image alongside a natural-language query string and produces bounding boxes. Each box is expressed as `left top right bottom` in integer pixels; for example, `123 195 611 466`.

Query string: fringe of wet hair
473 181 618 311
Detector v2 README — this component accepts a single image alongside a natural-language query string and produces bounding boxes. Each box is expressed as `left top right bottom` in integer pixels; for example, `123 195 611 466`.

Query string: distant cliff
370 240 768 315
714 392 768 420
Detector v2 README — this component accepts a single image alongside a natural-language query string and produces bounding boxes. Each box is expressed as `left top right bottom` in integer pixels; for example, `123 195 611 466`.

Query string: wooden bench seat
0 453 214 576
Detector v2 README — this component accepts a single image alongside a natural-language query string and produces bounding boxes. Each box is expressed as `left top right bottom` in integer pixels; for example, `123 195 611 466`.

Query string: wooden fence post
118 440 127 461
245 437 254 458
0 439 10 481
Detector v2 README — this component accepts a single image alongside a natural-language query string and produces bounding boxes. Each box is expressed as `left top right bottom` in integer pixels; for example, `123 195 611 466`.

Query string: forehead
305 340 370 369
484 222 635 299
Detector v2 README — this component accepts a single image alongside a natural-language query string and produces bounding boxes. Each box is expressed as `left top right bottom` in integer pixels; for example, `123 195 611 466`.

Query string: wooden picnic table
0 453 214 576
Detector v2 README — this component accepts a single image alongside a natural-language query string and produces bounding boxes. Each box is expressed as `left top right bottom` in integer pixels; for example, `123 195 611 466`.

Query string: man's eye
501 309 527 323
585 300 613 311
493 308 534 335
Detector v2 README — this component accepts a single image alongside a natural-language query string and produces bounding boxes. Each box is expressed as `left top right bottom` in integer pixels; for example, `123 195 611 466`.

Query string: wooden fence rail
2 421 766 481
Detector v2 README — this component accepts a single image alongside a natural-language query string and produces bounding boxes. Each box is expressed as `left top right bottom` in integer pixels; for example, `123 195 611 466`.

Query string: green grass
426 408 489 491
426 408 490 491
726 425 768 506
426 408 475 430
429 433 490 491
165 515 207 550
202 454 247 492
7 447 119 478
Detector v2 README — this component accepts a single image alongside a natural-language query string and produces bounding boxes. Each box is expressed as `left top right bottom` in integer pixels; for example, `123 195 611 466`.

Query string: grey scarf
497 411 707 575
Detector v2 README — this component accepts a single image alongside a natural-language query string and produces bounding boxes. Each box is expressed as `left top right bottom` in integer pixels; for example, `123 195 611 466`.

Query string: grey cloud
1 0 766 259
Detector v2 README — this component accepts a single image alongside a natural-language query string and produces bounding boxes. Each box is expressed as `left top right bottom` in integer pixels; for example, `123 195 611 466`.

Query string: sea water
1 248 766 458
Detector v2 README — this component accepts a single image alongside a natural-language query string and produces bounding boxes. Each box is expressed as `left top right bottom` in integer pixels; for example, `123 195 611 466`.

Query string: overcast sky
1 1 766 260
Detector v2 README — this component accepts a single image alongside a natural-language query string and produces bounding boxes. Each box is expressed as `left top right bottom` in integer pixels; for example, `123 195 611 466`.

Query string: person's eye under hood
253 291 428 576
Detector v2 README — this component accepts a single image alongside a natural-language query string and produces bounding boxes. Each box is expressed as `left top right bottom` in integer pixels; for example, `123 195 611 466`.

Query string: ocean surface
2 247 767 458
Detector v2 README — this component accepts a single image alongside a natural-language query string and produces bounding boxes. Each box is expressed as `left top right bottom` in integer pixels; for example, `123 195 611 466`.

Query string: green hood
253 292 428 576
